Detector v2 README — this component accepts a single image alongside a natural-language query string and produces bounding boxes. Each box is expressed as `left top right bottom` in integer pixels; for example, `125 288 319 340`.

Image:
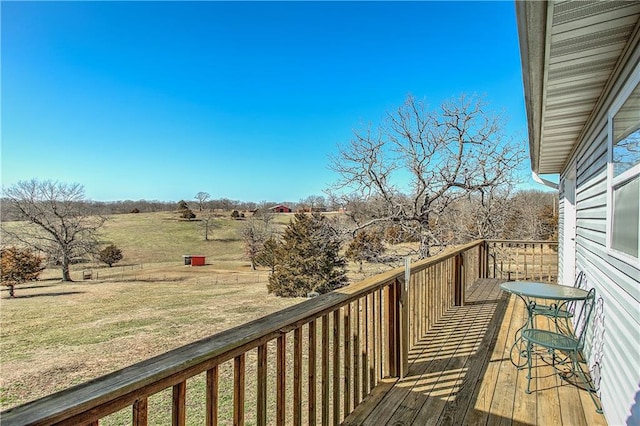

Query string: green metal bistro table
500 281 590 367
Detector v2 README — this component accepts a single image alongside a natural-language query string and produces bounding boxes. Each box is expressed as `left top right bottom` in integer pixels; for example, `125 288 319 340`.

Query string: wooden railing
1 240 556 425
485 240 558 283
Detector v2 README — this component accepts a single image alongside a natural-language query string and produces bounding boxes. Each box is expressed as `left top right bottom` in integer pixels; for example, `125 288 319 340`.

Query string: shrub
98 244 123 267
1 246 44 297
181 209 196 220
345 229 386 271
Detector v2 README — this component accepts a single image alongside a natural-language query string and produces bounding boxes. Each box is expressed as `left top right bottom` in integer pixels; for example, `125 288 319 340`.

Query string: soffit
519 1 640 174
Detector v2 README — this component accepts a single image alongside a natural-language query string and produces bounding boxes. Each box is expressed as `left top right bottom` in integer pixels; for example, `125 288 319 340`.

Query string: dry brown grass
0 264 303 411
0 210 398 422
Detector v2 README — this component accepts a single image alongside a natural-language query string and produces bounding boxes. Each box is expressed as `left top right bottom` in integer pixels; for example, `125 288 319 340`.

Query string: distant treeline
0 196 341 222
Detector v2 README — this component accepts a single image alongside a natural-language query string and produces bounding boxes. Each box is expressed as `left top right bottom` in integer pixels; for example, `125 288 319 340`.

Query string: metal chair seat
530 271 585 323
521 328 579 352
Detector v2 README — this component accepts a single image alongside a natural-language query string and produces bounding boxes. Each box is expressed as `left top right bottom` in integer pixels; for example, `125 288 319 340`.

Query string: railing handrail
485 239 558 245
1 238 550 425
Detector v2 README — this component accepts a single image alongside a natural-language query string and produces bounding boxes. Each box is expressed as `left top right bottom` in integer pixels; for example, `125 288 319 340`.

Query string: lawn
0 210 391 422
0 269 302 411
0 211 303 412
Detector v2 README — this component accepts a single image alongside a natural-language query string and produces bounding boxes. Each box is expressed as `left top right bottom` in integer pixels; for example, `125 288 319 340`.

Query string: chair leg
571 352 603 414
526 341 533 394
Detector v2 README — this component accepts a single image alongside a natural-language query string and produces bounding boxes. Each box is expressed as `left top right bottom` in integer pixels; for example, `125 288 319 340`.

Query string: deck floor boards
343 278 607 426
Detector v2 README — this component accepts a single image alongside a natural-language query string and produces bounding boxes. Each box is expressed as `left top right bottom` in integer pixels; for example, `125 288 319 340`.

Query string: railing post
481 240 489 278
398 259 410 378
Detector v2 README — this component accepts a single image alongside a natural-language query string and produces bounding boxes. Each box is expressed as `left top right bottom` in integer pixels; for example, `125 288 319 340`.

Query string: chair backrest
573 287 597 350
574 270 586 289
568 271 587 316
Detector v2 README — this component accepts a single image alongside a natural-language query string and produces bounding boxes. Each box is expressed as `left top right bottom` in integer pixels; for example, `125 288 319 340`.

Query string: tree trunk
61 258 73 281
8 284 15 298
419 220 431 259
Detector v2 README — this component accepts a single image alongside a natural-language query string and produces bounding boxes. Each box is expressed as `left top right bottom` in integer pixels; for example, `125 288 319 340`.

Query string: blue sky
2 1 535 203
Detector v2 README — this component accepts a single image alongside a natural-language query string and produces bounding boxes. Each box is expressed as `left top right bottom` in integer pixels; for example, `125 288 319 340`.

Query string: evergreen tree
267 213 347 297
98 244 123 267
345 229 386 272
255 236 281 274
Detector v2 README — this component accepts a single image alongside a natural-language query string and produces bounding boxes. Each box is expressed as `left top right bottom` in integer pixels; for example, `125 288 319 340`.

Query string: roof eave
516 0 549 175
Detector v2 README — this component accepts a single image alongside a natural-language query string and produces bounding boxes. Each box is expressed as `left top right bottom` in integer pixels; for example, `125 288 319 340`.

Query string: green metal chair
530 271 585 333
521 287 602 413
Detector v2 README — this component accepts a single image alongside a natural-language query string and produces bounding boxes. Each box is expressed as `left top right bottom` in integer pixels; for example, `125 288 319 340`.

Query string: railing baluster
234 354 245 426
377 288 383 382
293 327 302 426
500 241 504 279
362 295 369 398
538 243 542 281
277 334 286 426
332 309 340 426
385 282 397 378
257 345 267 426
133 398 148 426
343 303 351 416
172 381 186 426
353 299 360 407
322 314 329 426
308 319 317 426
206 366 218 426
373 290 379 387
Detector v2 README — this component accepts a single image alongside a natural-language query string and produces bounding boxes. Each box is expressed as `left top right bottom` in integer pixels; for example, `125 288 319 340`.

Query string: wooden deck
343 278 607 426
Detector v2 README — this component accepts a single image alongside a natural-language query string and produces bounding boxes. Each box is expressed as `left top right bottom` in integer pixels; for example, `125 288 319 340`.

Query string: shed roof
516 1 640 174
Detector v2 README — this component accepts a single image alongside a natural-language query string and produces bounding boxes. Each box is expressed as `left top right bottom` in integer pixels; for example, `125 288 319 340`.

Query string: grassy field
1 210 400 423
0 211 305 412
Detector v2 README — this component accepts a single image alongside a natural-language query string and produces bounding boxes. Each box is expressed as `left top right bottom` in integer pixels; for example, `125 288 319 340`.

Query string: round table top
500 281 589 300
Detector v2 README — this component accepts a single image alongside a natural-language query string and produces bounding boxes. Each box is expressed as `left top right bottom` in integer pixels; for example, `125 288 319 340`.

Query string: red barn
270 204 292 213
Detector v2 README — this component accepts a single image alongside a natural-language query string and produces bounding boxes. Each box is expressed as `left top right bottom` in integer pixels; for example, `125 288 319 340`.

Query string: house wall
559 36 640 425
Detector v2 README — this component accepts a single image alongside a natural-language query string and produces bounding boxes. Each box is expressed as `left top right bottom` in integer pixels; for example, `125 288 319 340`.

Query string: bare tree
242 216 275 270
252 201 276 227
200 209 219 241
1 179 106 281
194 192 210 211
330 94 525 258
299 195 327 212
504 190 558 240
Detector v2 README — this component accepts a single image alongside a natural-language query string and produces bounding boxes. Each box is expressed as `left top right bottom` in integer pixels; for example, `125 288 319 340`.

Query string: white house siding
559 39 640 425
